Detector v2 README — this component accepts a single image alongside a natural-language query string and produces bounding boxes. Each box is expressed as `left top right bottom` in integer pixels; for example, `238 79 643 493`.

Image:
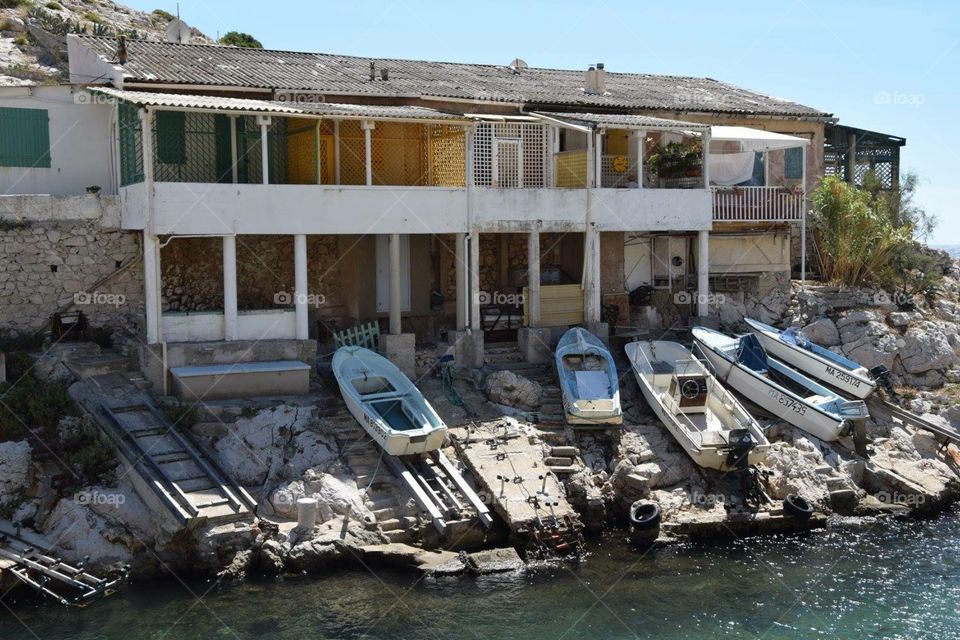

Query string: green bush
810 172 942 299
45 1 61 9
152 8 174 21
0 355 75 441
219 31 262 48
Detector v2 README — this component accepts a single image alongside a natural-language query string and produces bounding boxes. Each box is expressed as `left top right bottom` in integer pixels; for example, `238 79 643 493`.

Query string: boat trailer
0 526 128 606
383 449 494 536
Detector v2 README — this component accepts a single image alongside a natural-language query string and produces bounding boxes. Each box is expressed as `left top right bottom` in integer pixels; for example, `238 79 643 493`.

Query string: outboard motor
725 429 766 507
868 364 898 400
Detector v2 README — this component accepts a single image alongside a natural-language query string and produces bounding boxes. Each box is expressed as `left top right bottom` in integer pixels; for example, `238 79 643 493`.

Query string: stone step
66 353 132 379
373 507 398 521
384 529 413 543
550 446 580 458
544 456 574 467
547 465 579 475
378 518 403 532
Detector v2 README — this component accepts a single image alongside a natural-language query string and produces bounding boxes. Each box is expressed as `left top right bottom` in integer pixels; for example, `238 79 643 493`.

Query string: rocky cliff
0 1 209 85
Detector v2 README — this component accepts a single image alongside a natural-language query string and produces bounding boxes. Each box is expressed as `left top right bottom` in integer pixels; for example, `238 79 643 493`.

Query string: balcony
711 186 805 222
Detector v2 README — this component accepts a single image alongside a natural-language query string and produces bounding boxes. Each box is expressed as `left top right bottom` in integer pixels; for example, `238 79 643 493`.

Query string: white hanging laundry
708 151 756 186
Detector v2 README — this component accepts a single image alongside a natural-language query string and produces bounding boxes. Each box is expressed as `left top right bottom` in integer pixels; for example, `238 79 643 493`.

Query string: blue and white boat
555 327 622 425
744 318 878 399
693 326 869 442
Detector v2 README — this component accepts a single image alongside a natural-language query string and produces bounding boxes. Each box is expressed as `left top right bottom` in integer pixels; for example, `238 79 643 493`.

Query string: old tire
783 493 813 519
629 501 661 530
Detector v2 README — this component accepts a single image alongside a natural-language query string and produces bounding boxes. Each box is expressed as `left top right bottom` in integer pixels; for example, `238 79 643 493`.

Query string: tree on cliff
218 31 262 48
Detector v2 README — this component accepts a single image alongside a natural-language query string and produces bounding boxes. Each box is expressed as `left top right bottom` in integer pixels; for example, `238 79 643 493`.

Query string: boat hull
746 320 876 399
333 347 448 456
556 328 623 426
694 335 849 442
626 341 770 471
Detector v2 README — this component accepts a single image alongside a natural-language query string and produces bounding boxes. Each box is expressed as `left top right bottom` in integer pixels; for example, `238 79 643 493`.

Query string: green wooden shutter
0 107 51 168
784 147 803 180
214 114 233 183
155 110 186 165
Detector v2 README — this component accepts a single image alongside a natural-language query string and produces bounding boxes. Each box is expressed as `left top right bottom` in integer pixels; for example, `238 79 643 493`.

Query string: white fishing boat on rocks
333 346 448 456
693 326 869 442
744 318 880 399
626 340 770 470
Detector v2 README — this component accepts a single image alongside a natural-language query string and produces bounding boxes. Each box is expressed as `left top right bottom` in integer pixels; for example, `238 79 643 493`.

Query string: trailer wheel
783 493 813 519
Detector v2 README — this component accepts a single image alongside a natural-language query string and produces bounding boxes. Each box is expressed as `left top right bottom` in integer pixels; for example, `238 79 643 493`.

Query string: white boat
555 327 623 425
692 326 869 442
332 346 448 456
626 340 770 470
745 318 878 399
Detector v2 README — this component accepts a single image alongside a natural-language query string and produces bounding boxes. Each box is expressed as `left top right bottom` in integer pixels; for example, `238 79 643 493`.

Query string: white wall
161 309 297 342
0 85 115 196
709 233 790 274
132 182 713 235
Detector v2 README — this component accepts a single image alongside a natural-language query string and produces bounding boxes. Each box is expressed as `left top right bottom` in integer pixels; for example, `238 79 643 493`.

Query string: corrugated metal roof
88 87 468 122
536 112 709 131
72 36 831 118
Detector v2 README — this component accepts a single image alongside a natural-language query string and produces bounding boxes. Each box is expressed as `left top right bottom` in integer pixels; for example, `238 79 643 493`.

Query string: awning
87 87 470 123
535 112 709 133
710 126 808 152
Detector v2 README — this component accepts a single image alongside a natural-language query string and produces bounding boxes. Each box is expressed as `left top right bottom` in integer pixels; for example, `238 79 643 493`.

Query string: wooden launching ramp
453 421 584 556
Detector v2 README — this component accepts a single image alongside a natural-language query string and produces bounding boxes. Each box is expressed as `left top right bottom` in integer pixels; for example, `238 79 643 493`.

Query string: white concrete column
636 129 645 189
593 130 604 188
223 235 238 340
294 234 309 340
362 120 375 186
586 132 595 188
455 232 467 331
143 231 162 344
584 225 602 324
389 233 402 335
333 120 341 185
469 230 481 331
697 230 710 318
259 117 271 185
527 229 541 328
801 144 808 288
702 129 711 188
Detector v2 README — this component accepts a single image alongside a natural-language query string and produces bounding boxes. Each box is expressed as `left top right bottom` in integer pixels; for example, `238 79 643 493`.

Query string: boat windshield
737 334 769 373
780 327 810 348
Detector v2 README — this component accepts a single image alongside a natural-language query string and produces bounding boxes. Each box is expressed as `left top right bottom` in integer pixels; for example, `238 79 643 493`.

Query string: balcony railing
711 186 805 222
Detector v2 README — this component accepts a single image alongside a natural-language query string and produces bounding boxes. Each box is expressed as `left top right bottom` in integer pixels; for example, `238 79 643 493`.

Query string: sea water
2 507 959 639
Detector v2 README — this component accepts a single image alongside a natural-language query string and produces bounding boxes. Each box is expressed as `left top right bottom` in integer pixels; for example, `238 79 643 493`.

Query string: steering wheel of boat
680 379 703 400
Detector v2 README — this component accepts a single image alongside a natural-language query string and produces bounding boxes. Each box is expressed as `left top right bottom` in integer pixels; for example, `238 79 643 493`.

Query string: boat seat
699 430 729 448
649 361 675 389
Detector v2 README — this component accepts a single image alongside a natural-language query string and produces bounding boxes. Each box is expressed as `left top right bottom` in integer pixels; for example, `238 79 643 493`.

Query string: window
784 147 803 180
0 107 50 168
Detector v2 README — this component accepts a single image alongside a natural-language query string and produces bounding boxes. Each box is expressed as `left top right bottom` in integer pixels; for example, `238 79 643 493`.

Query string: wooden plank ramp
869 397 960 447
453 421 584 556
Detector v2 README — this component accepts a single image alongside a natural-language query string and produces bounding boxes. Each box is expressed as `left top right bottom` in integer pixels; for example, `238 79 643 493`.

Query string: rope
366 447 385 492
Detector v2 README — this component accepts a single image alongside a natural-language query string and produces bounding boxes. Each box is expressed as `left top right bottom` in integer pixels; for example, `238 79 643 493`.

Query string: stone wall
0 195 143 336
160 235 344 314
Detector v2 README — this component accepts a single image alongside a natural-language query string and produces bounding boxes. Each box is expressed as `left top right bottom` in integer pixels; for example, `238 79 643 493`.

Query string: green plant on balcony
646 139 702 181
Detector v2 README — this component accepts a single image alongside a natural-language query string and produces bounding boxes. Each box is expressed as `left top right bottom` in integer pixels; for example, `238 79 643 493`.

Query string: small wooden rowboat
626 340 770 470
555 327 623 425
693 326 869 442
333 346 448 456
744 318 879 399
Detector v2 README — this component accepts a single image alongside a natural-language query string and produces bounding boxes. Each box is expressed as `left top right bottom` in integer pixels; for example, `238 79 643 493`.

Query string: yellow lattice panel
428 125 466 187
555 150 588 188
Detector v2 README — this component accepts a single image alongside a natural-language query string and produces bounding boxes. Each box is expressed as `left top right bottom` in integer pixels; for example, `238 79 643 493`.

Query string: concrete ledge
170 360 311 401
518 327 551 364
448 330 484 368
380 333 416 379
585 322 610 344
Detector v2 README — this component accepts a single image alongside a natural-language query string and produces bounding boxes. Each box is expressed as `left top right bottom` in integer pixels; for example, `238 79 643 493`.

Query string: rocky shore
1 259 959 597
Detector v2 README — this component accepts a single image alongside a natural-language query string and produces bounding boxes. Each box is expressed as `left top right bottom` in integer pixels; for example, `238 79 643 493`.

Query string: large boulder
801 317 840 346
0 440 32 509
897 322 957 374
484 370 542 410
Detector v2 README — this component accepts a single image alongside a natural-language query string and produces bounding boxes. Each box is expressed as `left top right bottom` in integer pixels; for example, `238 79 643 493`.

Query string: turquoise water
3 509 960 639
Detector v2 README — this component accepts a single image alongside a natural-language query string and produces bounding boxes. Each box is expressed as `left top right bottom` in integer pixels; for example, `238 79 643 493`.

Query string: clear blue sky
128 0 959 244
